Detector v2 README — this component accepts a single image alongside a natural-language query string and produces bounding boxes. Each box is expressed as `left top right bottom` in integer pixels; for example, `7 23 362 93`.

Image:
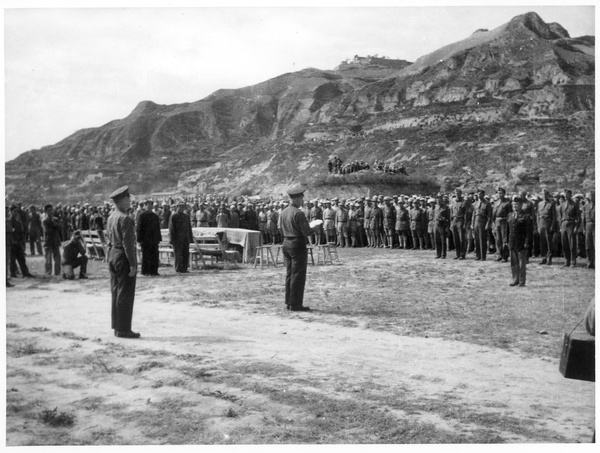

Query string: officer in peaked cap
106 185 140 338
280 185 315 312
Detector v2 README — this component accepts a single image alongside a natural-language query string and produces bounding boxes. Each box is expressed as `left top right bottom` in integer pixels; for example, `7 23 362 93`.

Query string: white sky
2 2 596 162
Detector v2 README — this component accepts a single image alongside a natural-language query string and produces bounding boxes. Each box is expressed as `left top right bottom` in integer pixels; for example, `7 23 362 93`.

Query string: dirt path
6 279 594 444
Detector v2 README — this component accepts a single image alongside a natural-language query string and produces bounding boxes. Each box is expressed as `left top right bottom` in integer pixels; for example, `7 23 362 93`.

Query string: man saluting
106 186 140 338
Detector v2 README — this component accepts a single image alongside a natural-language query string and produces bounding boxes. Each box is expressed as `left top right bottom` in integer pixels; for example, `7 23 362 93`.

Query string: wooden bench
81 229 108 261
193 231 230 266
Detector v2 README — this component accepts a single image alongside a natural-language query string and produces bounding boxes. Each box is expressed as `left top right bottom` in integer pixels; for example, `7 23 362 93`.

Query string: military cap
574 193 584 199
109 186 130 201
428 198 435 203
512 196 523 203
371 196 379 202
331 197 339 201
287 185 306 196
383 196 391 201
497 187 506 193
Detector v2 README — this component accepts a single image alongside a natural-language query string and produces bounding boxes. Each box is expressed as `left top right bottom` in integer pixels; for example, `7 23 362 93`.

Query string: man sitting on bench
62 230 89 280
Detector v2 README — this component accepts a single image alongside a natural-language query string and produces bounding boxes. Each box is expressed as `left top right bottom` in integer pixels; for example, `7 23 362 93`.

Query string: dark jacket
507 211 533 251
136 210 162 245
42 214 62 249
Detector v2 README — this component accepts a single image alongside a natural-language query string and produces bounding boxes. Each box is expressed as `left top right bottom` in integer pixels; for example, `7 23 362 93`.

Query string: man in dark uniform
169 201 194 273
537 189 556 265
507 196 533 286
493 187 512 262
106 186 140 338
433 194 451 259
280 185 315 312
472 189 493 261
136 200 162 276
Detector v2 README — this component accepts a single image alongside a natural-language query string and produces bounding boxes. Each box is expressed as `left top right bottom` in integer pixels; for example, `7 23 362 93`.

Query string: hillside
5 12 595 203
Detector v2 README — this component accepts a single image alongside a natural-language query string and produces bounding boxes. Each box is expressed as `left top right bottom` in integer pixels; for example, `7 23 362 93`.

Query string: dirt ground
5 246 595 446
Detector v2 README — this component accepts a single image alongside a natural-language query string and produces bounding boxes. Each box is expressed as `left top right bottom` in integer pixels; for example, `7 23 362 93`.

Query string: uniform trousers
451 220 466 258
282 237 308 308
494 220 509 260
585 223 595 266
109 248 136 332
434 225 447 258
10 243 30 277
510 249 528 285
64 255 88 279
172 241 190 273
44 245 61 276
473 219 489 260
411 227 423 249
538 225 554 261
29 231 43 255
561 222 578 265
140 242 160 275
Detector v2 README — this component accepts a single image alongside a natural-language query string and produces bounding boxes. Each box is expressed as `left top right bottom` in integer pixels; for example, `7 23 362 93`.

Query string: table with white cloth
192 227 261 263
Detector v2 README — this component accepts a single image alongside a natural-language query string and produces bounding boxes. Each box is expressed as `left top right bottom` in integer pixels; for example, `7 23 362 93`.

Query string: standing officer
472 189 493 261
106 186 140 338
433 194 451 259
537 189 556 265
42 204 62 276
169 201 194 273
450 188 469 260
559 189 581 267
382 196 396 248
280 185 314 312
507 196 533 286
28 205 43 256
583 191 595 269
493 187 512 262
136 200 162 276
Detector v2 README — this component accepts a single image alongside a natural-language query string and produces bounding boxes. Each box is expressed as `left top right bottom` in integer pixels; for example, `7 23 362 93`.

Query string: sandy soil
5 250 595 445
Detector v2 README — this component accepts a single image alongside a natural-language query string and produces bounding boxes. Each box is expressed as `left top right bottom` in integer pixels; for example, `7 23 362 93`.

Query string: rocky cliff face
6 12 595 203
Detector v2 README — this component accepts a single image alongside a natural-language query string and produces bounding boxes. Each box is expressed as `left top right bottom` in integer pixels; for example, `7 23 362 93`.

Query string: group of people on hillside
327 156 408 175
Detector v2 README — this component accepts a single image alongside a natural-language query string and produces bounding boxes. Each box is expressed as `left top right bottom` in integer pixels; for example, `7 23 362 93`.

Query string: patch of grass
6 322 19 328
29 326 50 332
136 361 165 373
124 397 209 444
8 341 52 357
224 408 239 418
39 407 76 427
52 331 88 341
228 361 296 377
180 366 214 379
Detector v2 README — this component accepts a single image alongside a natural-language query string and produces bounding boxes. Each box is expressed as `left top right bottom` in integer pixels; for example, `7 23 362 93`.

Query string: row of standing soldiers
294 187 594 268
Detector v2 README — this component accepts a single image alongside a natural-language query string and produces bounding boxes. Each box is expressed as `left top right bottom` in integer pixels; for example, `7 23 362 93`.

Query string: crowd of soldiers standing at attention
327 156 408 175
288 187 594 269
6 185 594 286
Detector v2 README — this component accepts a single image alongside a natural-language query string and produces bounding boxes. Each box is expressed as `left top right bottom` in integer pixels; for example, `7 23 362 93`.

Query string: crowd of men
279 187 594 272
6 186 595 287
327 157 407 175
